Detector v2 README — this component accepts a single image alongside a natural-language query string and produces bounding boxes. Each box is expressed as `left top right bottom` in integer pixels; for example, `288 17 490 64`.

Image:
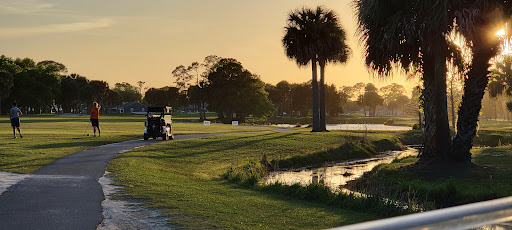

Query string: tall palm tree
283 8 324 132
355 0 455 160
314 7 351 131
451 2 512 161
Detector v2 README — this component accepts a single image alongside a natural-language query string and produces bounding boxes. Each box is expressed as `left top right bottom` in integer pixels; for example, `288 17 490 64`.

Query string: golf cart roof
147 106 172 113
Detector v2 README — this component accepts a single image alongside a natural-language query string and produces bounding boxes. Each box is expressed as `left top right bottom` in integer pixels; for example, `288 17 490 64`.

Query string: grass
107 130 407 229
0 114 275 173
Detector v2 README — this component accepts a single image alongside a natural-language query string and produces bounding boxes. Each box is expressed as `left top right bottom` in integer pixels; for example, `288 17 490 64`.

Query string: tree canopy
206 58 274 123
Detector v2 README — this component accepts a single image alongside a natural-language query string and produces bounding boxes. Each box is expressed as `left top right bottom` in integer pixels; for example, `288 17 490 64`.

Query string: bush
222 158 268 186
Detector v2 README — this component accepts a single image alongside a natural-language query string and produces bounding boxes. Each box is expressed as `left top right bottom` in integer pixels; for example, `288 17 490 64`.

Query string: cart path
0 133 238 230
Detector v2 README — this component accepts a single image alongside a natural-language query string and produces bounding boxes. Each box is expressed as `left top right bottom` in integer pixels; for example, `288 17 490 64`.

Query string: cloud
0 1 55 14
0 18 115 39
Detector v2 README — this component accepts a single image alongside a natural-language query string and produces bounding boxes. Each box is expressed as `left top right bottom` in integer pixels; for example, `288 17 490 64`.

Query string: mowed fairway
107 131 399 229
0 114 275 173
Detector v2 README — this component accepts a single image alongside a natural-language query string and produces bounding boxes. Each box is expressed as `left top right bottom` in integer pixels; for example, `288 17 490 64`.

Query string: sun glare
496 29 506 37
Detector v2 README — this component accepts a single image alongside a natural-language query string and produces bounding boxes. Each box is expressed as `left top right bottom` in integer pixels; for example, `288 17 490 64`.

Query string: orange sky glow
0 0 419 94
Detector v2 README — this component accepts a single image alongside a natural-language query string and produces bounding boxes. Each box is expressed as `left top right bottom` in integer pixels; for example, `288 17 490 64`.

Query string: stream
262 148 418 190
274 123 412 131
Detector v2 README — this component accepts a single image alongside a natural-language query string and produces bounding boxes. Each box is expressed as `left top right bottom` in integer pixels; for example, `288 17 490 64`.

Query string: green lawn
0 114 274 173
107 130 406 229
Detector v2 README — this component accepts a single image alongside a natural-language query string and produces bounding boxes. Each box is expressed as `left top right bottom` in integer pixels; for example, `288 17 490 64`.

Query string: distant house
114 102 147 114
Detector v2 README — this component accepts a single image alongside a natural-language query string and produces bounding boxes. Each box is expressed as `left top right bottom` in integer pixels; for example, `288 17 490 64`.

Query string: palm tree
314 7 351 131
283 8 323 132
355 0 455 160
450 2 512 161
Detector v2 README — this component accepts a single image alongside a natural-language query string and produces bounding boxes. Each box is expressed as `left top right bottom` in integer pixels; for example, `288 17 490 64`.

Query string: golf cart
144 106 174 140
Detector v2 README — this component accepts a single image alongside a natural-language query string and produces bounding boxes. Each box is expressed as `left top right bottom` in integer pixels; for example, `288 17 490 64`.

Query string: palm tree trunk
319 62 327 131
311 57 320 132
421 54 451 160
450 80 456 130
451 41 498 161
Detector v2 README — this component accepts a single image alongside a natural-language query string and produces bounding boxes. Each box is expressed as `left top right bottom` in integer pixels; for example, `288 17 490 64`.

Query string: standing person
90 102 101 137
10 103 23 139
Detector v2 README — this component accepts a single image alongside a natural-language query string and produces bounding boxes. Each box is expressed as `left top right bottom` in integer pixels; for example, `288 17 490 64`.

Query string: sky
0 0 419 94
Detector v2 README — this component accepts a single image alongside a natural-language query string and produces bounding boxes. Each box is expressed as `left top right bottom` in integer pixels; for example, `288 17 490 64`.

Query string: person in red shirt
90 102 101 137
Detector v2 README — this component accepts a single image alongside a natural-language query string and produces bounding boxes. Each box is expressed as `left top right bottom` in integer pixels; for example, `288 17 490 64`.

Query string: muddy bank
98 172 170 230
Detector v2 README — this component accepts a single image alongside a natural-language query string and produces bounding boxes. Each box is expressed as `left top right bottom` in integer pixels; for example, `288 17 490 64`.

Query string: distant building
375 107 406 116
114 102 147 114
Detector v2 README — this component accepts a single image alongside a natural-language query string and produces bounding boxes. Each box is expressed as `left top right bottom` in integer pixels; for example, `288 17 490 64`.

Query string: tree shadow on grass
0 157 60 173
121 132 301 161
29 140 122 149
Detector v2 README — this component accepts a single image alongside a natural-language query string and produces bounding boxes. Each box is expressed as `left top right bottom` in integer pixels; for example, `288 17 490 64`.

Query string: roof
147 106 172 113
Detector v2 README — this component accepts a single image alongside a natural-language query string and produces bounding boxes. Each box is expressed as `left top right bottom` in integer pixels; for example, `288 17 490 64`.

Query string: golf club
72 120 91 139
83 120 91 136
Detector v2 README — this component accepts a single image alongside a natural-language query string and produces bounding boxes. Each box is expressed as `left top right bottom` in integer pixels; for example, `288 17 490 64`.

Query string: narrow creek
275 123 412 131
262 147 418 190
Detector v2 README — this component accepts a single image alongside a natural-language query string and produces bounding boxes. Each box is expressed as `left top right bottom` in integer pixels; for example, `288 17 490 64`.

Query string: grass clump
276 137 403 169
223 158 268 186
262 182 414 218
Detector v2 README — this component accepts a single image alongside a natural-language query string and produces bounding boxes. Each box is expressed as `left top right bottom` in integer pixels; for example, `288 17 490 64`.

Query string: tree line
1 54 414 124
0 55 143 114
265 81 413 118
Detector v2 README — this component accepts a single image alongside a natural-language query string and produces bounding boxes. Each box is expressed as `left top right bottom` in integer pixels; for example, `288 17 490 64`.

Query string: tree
105 89 123 112
450 2 512 161
90 80 109 112
325 84 347 116
113 82 142 103
313 6 351 131
283 7 322 131
0 71 14 115
13 65 61 113
355 0 455 160
357 83 383 116
172 65 192 91
37 60 68 74
290 82 312 117
171 55 221 120
58 74 89 112
136 81 145 97
205 58 274 123
266 81 292 116
380 83 407 115
447 60 465 129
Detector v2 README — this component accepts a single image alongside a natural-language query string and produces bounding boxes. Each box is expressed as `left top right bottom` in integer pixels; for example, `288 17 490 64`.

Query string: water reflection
263 148 418 189
275 123 412 131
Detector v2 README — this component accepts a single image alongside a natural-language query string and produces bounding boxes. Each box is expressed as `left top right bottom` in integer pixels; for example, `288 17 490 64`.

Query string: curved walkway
0 133 231 230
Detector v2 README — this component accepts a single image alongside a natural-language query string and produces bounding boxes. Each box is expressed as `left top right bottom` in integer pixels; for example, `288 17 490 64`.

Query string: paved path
0 133 231 230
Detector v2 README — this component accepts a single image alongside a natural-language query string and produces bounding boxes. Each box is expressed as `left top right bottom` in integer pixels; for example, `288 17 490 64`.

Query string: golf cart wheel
144 134 149 140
